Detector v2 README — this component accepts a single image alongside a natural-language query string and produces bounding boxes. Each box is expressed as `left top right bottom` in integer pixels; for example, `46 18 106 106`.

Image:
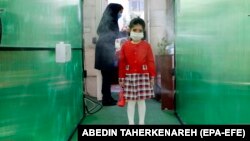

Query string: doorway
108 0 145 31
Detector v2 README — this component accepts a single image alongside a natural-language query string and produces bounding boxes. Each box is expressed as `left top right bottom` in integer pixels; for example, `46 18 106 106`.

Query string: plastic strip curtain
0 0 84 140
175 0 250 124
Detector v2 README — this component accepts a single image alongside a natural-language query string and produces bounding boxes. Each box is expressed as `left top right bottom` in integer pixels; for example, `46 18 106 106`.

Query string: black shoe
109 98 117 103
102 101 117 106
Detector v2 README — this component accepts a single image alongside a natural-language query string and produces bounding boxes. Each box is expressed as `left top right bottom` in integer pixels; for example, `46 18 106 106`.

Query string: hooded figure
95 3 123 106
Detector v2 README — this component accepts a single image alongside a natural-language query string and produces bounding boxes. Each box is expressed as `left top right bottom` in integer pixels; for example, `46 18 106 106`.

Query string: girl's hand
119 80 125 88
150 78 155 87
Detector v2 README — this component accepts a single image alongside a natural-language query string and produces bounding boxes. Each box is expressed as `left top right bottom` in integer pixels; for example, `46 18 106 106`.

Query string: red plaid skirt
124 73 154 100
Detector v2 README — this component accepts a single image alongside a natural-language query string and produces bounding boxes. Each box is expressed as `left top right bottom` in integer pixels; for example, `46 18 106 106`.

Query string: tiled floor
70 96 180 140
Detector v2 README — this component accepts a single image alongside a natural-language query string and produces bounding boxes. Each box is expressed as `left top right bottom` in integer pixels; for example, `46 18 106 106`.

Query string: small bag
117 89 126 107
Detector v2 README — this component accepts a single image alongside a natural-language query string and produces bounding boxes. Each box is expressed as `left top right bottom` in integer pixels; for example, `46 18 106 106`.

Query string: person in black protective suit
94 3 124 106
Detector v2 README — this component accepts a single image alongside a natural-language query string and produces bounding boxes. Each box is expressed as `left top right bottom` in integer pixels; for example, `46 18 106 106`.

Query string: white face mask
118 12 122 19
130 31 144 41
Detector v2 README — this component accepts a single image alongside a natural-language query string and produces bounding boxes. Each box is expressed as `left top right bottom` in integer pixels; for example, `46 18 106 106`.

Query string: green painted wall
175 0 250 124
0 0 82 48
0 0 84 140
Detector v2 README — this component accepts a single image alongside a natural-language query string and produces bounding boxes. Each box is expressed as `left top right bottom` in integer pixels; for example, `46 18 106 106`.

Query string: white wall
146 0 174 54
83 0 106 100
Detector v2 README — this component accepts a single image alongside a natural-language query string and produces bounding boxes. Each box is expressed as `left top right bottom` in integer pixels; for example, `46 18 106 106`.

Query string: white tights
127 100 146 125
